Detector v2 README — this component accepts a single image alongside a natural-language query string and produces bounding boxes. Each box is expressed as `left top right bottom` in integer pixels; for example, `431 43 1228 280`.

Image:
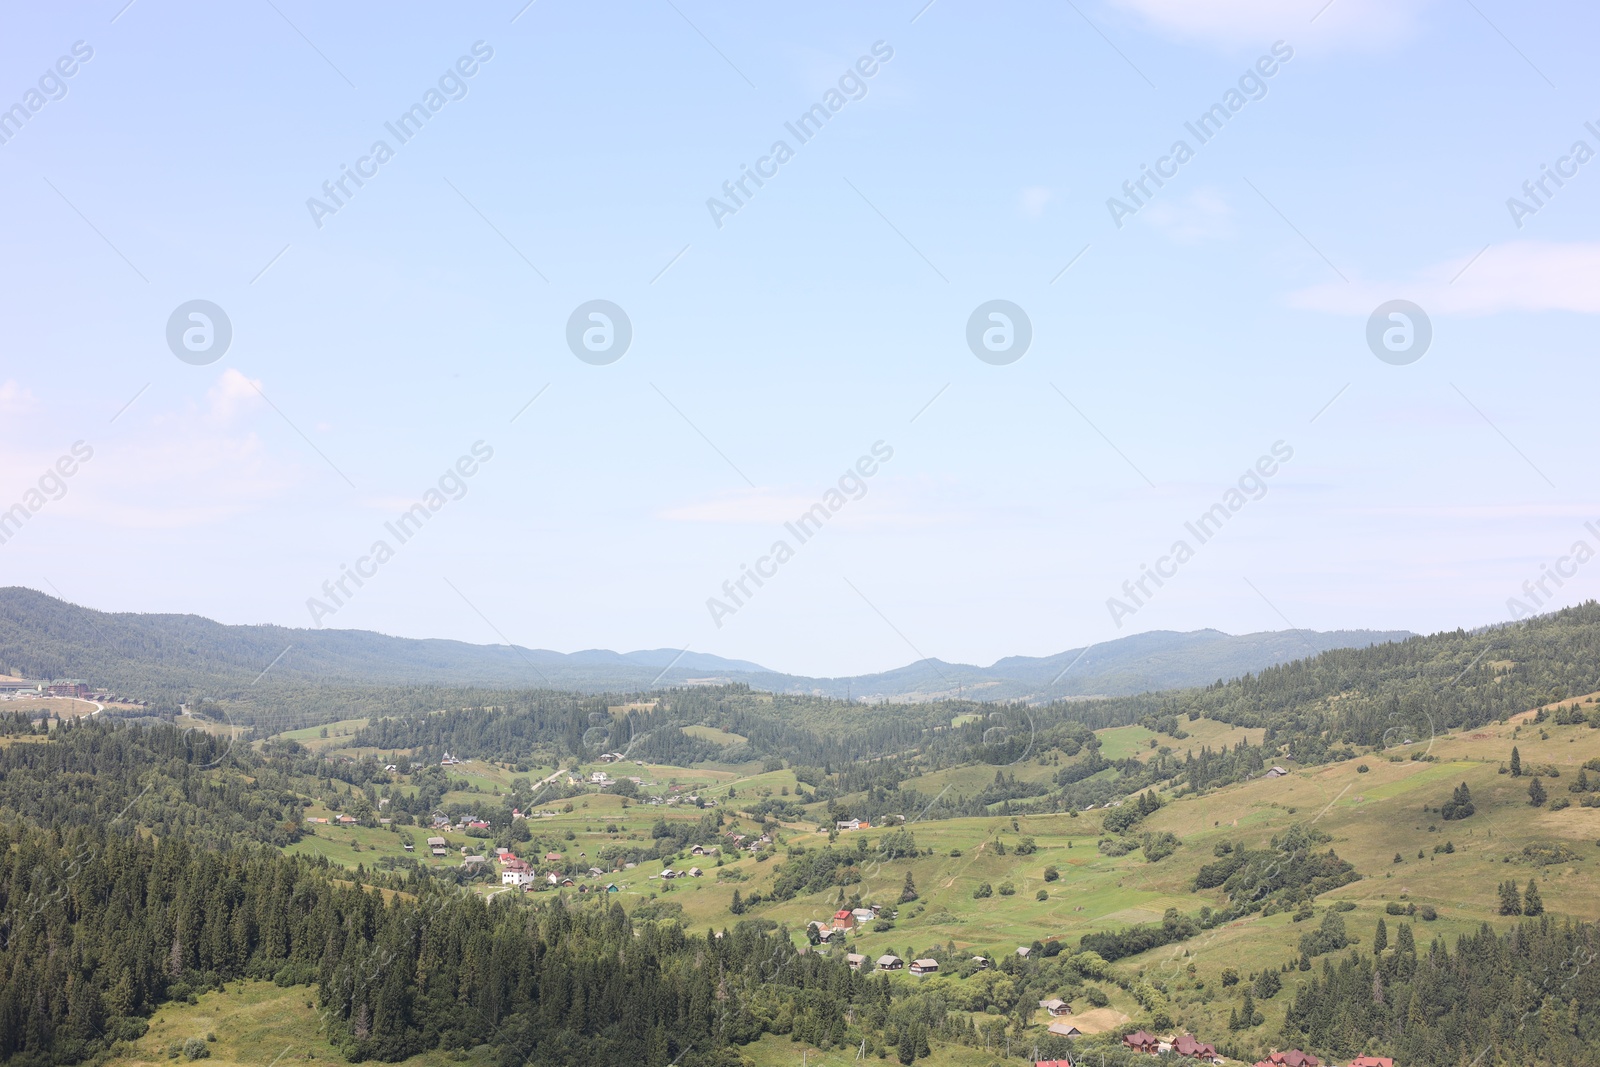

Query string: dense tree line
1283 917 1600 1066
0 824 895 1067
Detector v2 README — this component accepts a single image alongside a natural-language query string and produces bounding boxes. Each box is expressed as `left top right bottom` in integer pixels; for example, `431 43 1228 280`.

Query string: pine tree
729 890 744 915
899 871 918 903
1373 918 1388 955
1510 747 1522 776
1395 922 1415 955
1499 879 1523 916
1523 879 1544 916
1529 777 1547 807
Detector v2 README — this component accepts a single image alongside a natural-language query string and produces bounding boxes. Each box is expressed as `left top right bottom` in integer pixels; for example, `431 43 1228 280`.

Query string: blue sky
2 0 1598 678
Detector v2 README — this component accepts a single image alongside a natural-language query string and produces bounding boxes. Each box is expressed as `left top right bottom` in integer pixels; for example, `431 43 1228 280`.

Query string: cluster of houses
1250 1052 1391 1067
489 849 628 893
430 812 490 832
1108 1040 1384 1067
807 903 887 942
720 829 772 854
1121 1032 1222 1063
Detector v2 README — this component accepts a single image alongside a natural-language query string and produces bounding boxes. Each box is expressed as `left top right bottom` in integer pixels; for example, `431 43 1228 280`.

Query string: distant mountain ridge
0 587 1411 704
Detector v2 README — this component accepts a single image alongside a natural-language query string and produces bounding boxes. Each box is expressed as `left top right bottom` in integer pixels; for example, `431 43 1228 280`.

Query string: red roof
833 909 853 921
1172 1035 1216 1058
1035 1061 1074 1067
1347 1058 1392 1067
1123 1031 1160 1051
1258 1053 1320 1067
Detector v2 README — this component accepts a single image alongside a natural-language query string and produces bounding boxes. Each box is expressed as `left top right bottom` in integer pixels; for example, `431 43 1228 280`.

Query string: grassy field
105 982 497 1067
683 724 748 745
2 696 105 717
274 718 371 752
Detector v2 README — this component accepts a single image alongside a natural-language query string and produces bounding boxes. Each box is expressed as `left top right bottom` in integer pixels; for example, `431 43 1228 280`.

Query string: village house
336 814 357 825
1046 1022 1082 1038
1035 1060 1075 1067
1038 998 1072 1017
1345 1058 1393 1067
832 908 855 929
545 851 563 863
850 907 875 924
1015 946 1032 959
1122 1031 1160 1055
970 956 990 970
835 818 862 831
1170 1034 1219 1063
846 953 868 971
402 842 414 852
909 958 939 976
502 870 536 887
875 954 904 971
687 866 703 877
1254 1052 1320 1067
427 836 448 857
1263 766 1290 779
690 844 715 857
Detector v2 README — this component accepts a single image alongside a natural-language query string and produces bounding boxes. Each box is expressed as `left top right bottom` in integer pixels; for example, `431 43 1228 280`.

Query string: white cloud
1019 186 1053 219
0 381 37 413
205 368 265 425
1141 187 1233 242
1109 0 1431 49
1289 240 1600 316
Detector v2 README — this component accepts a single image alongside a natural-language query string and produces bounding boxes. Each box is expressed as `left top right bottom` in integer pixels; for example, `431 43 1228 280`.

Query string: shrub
1036 889 1048 901
1043 865 1059 882
183 1039 210 1060
997 882 1015 896
973 882 993 899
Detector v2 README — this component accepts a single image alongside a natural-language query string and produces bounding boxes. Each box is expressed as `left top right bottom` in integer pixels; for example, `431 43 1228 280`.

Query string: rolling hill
0 586 1408 707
